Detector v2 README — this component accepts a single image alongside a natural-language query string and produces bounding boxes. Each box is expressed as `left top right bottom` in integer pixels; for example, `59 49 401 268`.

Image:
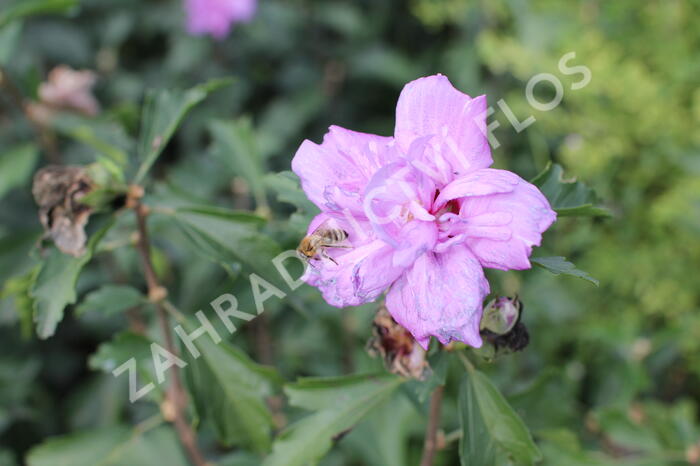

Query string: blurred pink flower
39 66 100 116
184 0 256 39
292 74 556 349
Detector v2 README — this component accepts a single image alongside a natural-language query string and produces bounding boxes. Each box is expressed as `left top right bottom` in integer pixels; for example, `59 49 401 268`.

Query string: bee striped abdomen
320 229 348 243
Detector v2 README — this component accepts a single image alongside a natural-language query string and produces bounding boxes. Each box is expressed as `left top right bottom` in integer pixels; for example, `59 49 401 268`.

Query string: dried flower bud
32 165 93 256
367 305 429 379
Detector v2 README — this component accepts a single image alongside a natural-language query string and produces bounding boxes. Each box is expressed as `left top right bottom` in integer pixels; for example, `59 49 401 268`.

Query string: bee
297 222 350 265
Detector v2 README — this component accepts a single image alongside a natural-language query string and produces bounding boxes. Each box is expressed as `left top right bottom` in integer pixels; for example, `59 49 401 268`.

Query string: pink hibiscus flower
292 75 556 349
184 0 256 39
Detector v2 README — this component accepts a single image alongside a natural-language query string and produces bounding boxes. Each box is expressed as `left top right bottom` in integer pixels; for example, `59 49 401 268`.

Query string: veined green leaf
175 205 266 227
133 78 233 184
210 118 269 213
30 219 114 339
52 114 133 167
264 171 318 215
459 374 498 466
532 162 611 217
181 322 280 453
264 171 318 236
76 285 145 316
88 331 153 374
26 424 187 466
531 256 599 286
88 331 159 395
263 374 403 466
459 371 542 466
171 209 286 289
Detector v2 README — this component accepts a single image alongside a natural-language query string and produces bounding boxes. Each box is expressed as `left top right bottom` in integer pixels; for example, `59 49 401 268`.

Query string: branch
134 201 207 466
420 384 445 466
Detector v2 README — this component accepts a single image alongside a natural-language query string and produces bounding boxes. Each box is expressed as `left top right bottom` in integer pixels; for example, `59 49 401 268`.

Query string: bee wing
308 217 338 236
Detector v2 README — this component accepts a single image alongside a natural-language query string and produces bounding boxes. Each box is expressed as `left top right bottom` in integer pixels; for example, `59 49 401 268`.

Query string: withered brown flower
32 165 93 256
367 305 429 379
39 66 100 116
25 66 100 126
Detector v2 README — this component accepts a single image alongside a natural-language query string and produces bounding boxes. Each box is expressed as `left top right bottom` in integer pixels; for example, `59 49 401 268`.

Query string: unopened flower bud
480 296 521 335
479 296 530 354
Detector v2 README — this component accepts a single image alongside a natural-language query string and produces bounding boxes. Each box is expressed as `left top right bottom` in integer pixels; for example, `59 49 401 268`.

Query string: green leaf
0 21 22 65
459 374 498 466
26 424 188 466
531 162 611 217
182 326 280 454
76 285 145 316
537 429 609 466
171 209 286 290
30 219 114 339
52 114 133 167
218 452 263 466
133 78 233 184
459 371 542 466
263 374 404 466
0 144 39 200
342 396 415 466
88 331 159 396
175 205 266 227
531 256 599 286
264 171 318 236
0 267 40 338
264 171 318 215
89 331 155 379
413 350 448 403
210 118 269 213
0 0 79 28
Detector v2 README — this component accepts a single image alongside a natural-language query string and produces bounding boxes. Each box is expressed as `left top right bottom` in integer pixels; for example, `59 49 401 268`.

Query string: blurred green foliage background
1 0 699 465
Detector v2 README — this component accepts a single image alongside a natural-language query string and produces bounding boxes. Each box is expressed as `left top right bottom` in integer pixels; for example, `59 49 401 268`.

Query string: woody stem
134 201 207 466
420 384 445 466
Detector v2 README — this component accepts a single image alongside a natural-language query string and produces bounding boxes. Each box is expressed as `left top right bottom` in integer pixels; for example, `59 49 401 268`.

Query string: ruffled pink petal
385 245 489 349
362 161 435 247
392 220 438 268
440 169 556 270
292 126 399 216
394 75 492 185
301 214 403 307
433 168 520 210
